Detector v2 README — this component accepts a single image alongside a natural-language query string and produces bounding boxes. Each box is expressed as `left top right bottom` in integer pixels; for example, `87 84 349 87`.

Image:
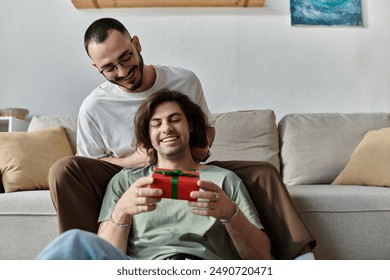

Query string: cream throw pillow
0 126 73 192
332 127 390 187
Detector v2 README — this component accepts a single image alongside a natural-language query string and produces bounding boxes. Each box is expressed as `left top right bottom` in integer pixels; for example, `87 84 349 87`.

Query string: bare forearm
97 177 161 254
189 180 271 259
225 211 271 260
99 150 150 168
97 220 130 253
100 156 133 168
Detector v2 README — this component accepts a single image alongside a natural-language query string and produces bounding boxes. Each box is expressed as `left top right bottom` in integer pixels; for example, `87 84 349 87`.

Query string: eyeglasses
99 49 135 79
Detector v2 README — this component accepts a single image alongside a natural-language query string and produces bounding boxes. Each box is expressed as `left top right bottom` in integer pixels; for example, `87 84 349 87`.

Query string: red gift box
150 168 199 201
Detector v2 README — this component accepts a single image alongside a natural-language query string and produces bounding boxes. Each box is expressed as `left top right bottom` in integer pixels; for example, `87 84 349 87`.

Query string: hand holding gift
150 168 200 201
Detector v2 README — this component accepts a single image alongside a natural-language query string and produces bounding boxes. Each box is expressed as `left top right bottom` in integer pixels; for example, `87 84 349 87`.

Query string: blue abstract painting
291 0 362 26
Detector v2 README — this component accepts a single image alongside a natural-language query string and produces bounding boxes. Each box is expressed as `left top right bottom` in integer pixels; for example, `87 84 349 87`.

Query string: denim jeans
36 229 130 260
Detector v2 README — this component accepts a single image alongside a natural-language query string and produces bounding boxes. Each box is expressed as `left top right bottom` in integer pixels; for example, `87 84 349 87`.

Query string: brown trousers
48 156 315 259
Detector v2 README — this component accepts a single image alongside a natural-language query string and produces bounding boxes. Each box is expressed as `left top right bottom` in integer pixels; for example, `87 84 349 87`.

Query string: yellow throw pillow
332 127 390 187
0 126 73 192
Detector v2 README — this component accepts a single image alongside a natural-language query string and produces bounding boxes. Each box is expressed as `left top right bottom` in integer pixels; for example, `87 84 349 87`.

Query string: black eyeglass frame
98 47 135 79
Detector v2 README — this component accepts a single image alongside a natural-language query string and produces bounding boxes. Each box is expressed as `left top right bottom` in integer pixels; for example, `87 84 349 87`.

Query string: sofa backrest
208 110 280 171
27 111 390 186
26 110 281 171
279 113 390 186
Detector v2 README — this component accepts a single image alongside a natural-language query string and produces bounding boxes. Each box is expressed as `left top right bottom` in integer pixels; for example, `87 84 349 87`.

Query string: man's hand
125 148 154 167
188 180 272 260
114 176 163 219
187 180 236 220
191 126 215 163
191 146 209 163
98 176 162 253
100 148 153 167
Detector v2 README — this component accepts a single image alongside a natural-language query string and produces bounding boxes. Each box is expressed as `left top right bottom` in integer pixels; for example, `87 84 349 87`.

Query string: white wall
1 0 390 119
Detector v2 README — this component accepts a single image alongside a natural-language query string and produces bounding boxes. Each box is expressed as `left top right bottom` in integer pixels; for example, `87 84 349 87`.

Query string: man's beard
158 143 187 162
108 52 144 92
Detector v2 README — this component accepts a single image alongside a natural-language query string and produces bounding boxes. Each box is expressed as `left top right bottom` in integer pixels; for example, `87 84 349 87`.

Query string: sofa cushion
208 110 280 171
28 115 77 154
0 190 56 215
0 126 73 192
332 127 390 187
288 184 390 259
0 190 58 260
279 113 390 186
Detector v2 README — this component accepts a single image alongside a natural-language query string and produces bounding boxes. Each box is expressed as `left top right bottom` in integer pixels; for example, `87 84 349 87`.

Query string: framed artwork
71 0 266 8
290 0 363 26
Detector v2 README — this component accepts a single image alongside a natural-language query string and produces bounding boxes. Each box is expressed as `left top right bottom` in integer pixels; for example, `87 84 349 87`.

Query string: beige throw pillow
0 126 73 192
28 115 77 154
332 127 390 187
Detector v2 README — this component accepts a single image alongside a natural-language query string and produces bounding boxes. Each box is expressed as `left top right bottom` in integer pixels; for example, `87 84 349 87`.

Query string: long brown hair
134 89 209 165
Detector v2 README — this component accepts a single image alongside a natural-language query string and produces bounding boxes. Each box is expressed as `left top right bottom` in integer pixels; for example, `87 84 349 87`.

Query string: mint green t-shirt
99 165 263 260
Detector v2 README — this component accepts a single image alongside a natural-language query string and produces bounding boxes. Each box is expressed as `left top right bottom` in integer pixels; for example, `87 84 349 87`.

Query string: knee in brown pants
48 156 122 234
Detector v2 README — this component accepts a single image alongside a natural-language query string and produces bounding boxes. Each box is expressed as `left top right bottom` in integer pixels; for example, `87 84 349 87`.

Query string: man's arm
189 180 272 260
98 177 162 252
99 148 153 168
98 220 131 253
223 209 271 259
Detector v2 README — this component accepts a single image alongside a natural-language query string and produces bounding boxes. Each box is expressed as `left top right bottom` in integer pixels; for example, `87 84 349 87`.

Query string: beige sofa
1 110 390 260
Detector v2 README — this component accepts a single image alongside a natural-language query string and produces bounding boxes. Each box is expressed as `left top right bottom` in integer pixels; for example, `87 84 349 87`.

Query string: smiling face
149 101 193 163
88 29 144 92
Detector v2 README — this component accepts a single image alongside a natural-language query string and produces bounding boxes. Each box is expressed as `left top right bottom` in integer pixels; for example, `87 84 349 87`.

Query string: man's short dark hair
84 18 131 56
135 89 209 165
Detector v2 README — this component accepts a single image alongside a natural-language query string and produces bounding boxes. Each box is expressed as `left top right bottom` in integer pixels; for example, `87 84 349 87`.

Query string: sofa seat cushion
288 185 390 212
288 185 390 260
0 190 56 215
0 190 57 260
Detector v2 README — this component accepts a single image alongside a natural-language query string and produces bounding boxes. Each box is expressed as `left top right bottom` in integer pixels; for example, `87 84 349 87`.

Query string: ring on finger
212 192 218 202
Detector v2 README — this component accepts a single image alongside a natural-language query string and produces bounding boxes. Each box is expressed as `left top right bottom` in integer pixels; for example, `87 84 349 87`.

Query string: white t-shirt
77 65 214 159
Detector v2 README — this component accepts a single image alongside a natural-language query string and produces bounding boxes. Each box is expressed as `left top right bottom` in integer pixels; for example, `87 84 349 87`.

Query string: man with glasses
49 18 315 260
